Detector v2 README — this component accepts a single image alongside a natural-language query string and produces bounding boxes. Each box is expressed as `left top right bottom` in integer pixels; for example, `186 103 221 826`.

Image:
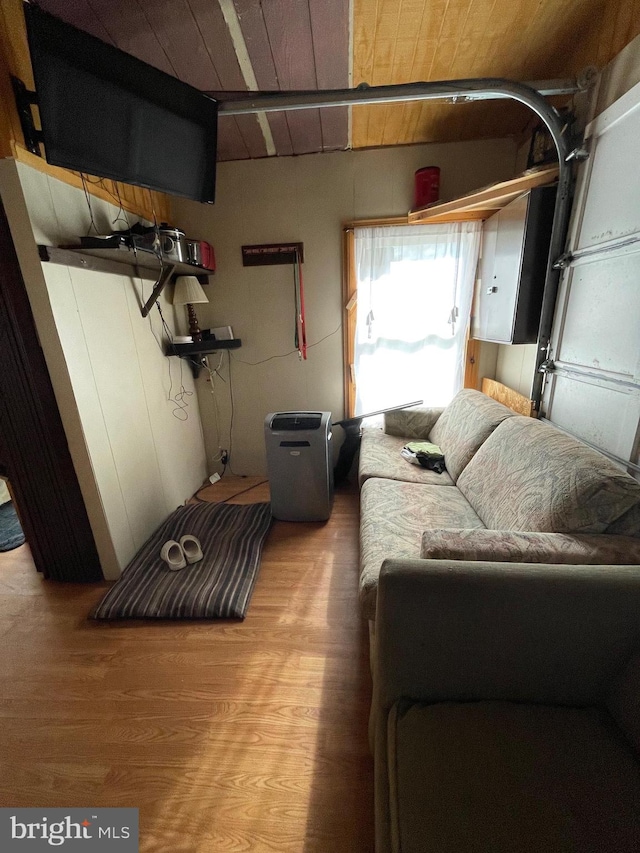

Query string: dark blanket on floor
93 501 273 620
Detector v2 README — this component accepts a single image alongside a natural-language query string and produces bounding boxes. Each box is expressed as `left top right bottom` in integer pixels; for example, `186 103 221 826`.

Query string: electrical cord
202 353 227 465
80 173 137 232
214 323 341 472
227 350 237 475
157 302 192 421
229 322 341 366
192 478 268 504
80 173 99 235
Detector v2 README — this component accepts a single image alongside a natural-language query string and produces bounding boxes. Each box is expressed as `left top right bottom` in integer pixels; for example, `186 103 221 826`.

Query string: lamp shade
172 276 209 305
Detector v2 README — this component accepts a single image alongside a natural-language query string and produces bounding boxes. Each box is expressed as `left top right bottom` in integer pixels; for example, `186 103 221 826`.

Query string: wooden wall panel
482 378 535 417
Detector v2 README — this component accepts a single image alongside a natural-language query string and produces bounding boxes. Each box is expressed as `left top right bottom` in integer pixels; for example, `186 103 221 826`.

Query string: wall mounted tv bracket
11 76 43 156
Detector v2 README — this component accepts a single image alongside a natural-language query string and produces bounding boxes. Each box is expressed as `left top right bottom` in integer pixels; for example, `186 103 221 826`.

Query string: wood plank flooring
0 480 374 852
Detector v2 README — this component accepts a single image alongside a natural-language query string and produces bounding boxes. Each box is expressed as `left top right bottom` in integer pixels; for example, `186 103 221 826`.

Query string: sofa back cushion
384 406 444 439
457 417 640 532
428 389 514 482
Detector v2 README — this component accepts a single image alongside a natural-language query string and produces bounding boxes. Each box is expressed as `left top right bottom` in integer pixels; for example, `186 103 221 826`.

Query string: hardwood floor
0 480 374 852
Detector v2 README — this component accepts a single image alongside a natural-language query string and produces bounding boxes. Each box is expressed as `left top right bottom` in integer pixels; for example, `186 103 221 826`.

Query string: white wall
0 161 207 578
173 139 517 474
494 344 537 398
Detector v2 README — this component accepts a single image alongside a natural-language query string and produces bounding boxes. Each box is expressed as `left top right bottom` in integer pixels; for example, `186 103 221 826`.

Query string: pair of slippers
160 535 203 571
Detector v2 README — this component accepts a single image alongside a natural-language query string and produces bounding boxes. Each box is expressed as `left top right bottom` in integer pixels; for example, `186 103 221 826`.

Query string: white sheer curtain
353 221 481 414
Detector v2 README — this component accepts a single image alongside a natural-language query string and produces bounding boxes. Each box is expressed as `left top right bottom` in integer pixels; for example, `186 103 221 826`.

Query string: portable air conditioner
264 412 333 521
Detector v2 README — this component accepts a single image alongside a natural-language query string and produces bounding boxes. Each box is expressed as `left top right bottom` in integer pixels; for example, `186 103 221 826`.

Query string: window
344 221 481 415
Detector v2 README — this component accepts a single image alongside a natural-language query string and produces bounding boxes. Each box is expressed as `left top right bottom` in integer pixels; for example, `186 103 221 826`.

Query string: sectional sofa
359 389 640 623
358 389 640 852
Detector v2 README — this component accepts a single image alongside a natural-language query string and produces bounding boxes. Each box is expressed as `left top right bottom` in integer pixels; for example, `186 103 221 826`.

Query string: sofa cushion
428 389 514 482
457 417 640 533
420 528 640 564
388 700 640 853
384 405 444 439
358 428 455 487
359 478 484 619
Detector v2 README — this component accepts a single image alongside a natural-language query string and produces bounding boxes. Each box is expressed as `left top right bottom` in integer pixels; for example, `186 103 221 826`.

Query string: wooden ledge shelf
408 165 559 224
168 338 242 378
38 243 213 282
38 242 214 319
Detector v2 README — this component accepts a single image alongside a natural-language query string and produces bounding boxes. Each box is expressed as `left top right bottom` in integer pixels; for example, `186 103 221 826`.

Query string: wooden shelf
169 338 242 378
38 242 214 318
408 164 559 224
169 339 242 357
38 243 213 283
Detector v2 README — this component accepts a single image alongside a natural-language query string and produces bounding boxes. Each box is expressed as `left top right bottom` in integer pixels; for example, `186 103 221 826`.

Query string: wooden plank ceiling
352 0 640 147
37 0 640 161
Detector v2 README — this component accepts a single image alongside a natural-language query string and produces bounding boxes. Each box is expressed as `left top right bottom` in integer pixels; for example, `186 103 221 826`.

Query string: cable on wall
230 323 342 367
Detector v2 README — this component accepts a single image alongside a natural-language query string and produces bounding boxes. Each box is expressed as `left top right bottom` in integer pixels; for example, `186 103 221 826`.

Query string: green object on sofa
373 559 640 853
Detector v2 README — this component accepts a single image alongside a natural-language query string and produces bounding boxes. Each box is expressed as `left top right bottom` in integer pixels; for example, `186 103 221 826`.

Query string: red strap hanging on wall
293 250 307 360
297 251 307 360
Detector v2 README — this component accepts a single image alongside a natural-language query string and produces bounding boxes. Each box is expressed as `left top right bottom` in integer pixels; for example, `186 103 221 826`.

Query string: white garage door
541 79 640 478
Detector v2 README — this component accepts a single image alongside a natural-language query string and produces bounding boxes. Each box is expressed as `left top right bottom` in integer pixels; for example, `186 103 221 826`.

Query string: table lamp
172 276 209 342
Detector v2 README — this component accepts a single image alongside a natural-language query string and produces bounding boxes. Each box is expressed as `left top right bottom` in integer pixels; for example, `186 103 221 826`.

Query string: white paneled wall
2 161 207 578
495 344 537 398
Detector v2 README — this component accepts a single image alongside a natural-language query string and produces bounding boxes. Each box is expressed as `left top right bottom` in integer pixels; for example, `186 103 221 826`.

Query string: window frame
342 216 481 417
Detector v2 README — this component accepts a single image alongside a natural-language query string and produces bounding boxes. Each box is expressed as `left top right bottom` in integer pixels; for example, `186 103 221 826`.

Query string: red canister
414 166 440 208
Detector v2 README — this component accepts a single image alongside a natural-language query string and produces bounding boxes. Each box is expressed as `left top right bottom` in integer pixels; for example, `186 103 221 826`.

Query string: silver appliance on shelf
132 227 190 264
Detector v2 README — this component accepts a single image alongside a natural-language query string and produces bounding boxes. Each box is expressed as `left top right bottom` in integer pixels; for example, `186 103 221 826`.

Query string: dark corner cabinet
473 185 556 344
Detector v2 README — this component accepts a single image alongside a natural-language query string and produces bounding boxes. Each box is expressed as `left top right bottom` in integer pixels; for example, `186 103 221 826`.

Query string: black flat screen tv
24 3 218 203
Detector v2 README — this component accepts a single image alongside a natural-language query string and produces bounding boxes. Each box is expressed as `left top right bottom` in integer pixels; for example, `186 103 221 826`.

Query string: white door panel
577 86 640 250
543 77 640 474
546 374 640 463
556 249 640 378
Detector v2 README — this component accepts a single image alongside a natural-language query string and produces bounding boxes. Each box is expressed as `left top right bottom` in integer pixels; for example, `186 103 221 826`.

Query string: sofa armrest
374 558 640 711
384 406 444 439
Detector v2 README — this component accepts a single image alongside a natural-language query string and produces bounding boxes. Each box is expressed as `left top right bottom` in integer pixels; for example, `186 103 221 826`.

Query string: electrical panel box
473 185 556 344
